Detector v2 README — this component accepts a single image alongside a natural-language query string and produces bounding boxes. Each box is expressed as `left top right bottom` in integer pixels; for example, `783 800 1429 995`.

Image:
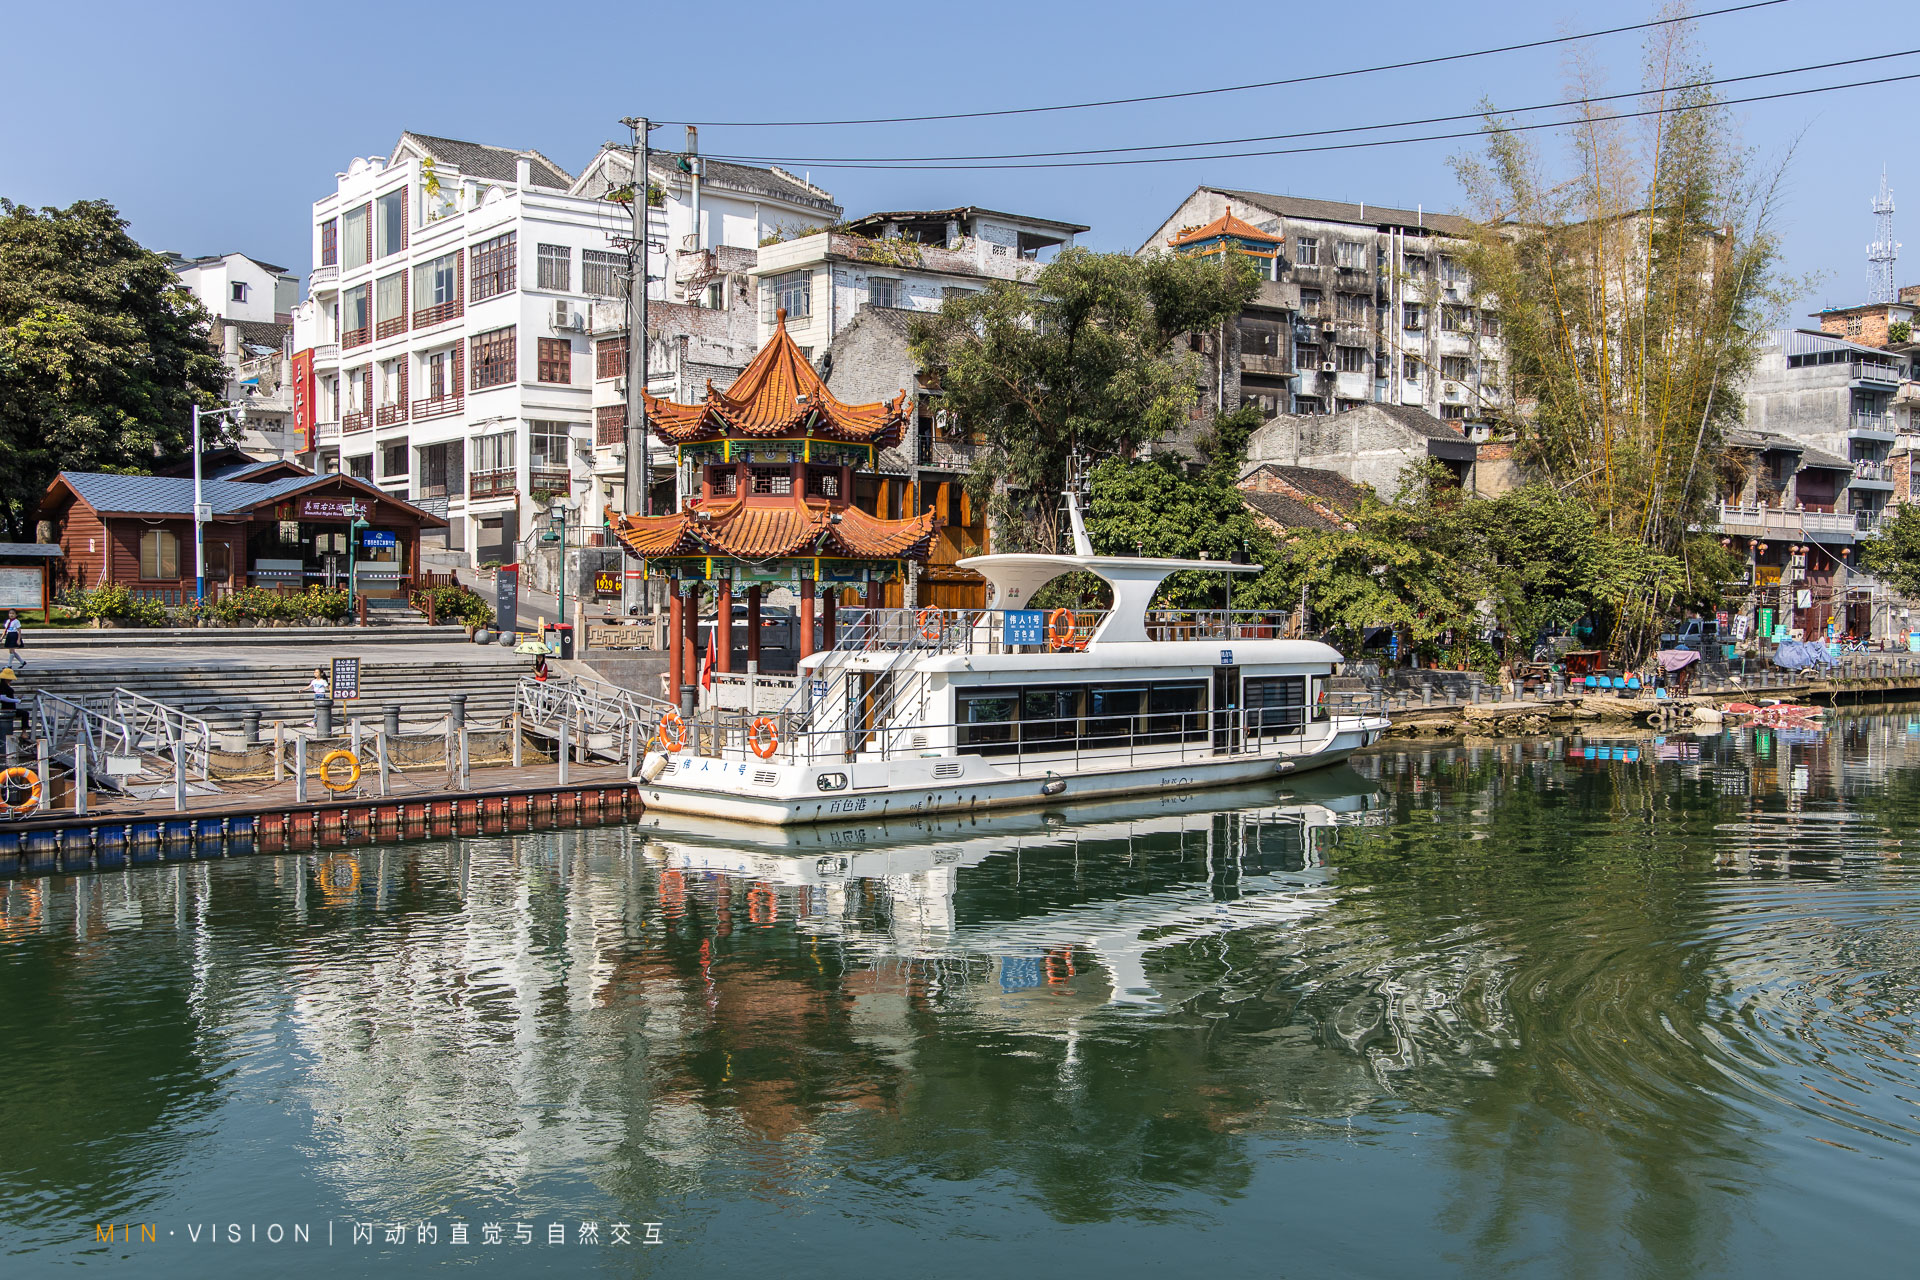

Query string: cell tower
1868 168 1900 304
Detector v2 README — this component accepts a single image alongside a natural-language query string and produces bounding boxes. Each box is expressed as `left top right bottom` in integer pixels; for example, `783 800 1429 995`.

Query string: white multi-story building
168 250 300 454
293 131 836 565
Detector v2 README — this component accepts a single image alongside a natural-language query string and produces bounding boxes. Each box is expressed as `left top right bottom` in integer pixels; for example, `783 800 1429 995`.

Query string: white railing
517 672 676 755
34 688 212 786
1850 413 1897 434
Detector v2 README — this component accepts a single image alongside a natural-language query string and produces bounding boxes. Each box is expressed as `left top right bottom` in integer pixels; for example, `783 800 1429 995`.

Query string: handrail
110 687 213 782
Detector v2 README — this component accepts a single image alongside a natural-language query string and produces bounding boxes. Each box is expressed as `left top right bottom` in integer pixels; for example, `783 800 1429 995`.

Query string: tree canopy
909 248 1259 553
0 198 224 539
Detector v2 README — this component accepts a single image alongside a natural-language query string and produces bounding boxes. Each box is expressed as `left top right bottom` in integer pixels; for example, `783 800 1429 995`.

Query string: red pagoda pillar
746 585 763 671
716 577 733 675
680 581 701 714
666 576 682 696
823 589 838 650
798 576 815 660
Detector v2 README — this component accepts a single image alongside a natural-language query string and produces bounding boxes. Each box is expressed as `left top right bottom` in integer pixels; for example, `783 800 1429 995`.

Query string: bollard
294 736 307 804
73 737 87 816
511 710 523 768
384 704 400 740
317 699 332 739
449 692 467 729
358 593 369 627
375 728 390 798
172 741 186 813
558 718 571 785
243 709 261 745
1421 683 1433 707
274 720 285 782
458 727 470 792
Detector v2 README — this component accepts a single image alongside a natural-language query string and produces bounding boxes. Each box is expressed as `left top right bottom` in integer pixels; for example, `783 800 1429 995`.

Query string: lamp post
543 496 570 653
191 400 250 604
345 504 371 614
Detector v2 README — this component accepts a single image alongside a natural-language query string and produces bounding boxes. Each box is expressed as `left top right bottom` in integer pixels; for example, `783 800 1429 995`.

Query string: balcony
374 402 407 428
1240 352 1293 377
1851 359 1904 386
468 469 516 499
1849 412 1898 441
1803 509 1857 540
1716 502 1805 537
374 316 407 342
313 419 342 442
341 410 371 434
311 342 339 365
1850 459 1896 489
412 301 462 329
528 467 570 495
1855 510 1887 537
411 394 463 422
309 265 338 289
341 326 370 350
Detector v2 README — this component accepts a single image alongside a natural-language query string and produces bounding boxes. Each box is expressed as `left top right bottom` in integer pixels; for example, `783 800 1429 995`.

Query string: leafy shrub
206 585 351 625
410 583 494 627
67 584 169 626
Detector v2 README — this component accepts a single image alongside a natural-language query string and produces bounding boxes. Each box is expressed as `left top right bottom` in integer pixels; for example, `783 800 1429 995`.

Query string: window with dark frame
805 466 841 498
469 326 516 389
1293 236 1319 266
342 203 369 270
537 337 572 384
381 442 408 478
138 529 179 580
375 188 406 258
319 219 338 267
1336 345 1367 373
596 337 628 380
537 243 570 291
411 251 461 326
750 466 793 495
582 249 624 297
471 232 516 300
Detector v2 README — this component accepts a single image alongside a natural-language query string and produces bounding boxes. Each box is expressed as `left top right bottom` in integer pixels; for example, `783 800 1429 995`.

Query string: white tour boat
636 524 1389 826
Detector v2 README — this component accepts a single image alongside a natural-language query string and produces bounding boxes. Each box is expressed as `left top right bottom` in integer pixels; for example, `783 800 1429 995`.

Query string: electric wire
697 69 1920 172
678 0 1791 128
702 47 1919 167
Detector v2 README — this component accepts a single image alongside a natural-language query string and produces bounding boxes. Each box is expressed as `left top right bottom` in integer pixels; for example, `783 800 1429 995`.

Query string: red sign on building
301 497 367 521
291 348 315 451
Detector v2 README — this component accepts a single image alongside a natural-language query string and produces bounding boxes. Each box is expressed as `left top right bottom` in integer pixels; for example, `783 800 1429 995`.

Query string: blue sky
1 0 1908 318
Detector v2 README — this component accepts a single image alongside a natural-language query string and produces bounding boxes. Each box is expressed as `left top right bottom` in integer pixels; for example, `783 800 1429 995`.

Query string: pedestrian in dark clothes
0 668 26 736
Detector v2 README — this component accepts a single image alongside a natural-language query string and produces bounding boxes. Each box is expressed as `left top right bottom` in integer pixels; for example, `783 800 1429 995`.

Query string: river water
4 713 1919 1277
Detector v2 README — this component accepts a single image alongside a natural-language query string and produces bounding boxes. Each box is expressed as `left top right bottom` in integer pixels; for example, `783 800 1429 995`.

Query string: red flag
699 641 713 692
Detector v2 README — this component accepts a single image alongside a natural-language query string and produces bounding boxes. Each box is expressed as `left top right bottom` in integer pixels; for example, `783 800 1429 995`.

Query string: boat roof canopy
955 552 1262 645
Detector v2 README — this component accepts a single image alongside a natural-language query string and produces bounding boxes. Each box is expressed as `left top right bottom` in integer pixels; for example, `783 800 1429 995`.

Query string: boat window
1145 681 1206 743
1085 685 1144 746
1020 688 1076 747
1245 675 1307 738
958 692 1018 755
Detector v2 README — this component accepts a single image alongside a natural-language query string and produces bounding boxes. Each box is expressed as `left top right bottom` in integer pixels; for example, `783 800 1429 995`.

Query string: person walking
308 667 329 710
4 609 23 669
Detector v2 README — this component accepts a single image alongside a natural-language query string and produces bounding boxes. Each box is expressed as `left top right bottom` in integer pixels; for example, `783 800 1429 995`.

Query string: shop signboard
301 497 367 521
361 530 397 549
291 349 314 451
593 569 621 597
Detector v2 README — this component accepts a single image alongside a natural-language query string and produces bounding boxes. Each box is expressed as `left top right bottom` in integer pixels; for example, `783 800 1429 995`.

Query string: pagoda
609 312 940 701
1167 205 1283 275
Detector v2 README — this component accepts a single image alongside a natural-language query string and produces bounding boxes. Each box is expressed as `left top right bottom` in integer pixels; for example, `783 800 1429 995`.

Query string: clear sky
0 0 1908 319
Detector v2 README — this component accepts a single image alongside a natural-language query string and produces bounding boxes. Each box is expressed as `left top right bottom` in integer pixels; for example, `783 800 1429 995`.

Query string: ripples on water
4 714 1920 1276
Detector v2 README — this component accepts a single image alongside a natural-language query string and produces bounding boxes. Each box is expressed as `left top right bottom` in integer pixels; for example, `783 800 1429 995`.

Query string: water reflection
3 720 1920 1274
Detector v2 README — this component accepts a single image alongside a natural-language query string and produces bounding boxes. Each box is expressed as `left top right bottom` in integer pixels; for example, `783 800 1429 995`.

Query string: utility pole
621 116 657 615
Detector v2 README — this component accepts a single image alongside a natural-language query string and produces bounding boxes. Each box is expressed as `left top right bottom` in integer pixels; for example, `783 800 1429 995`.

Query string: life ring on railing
1048 607 1078 649
0 766 41 815
916 607 942 641
318 750 360 793
656 708 688 753
749 717 780 760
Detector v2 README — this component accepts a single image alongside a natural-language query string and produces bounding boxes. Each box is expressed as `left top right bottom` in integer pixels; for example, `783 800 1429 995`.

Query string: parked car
1661 618 1724 653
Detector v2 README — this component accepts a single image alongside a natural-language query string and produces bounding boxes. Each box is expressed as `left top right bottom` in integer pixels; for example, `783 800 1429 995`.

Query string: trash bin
553 622 575 660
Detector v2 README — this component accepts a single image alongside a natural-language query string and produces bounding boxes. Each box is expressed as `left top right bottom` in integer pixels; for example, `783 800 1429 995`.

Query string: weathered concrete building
167 250 300 456
1241 403 1481 498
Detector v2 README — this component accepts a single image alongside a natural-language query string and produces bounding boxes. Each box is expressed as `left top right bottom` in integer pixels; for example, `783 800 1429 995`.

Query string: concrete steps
28 624 477 649
23 660 527 732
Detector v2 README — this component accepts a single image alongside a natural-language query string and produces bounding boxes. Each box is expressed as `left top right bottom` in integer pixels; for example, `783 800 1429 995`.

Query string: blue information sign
1004 610 1046 646
361 530 397 548
1220 649 1234 666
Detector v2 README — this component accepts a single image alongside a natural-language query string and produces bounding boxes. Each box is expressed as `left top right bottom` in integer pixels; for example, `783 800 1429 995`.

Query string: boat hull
636 721 1383 826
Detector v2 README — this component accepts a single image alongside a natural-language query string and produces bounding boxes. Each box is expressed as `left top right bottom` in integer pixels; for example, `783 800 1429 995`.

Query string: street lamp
345 504 371 614
543 496 571 655
191 400 250 603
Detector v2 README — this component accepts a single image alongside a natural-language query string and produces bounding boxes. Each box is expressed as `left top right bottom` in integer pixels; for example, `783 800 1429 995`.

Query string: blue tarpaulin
1773 639 1837 671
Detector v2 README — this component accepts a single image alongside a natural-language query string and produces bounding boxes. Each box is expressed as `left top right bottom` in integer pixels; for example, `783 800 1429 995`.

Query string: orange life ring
916 607 942 641
749 716 779 760
0 766 41 815
656 708 688 753
1048 607 1077 649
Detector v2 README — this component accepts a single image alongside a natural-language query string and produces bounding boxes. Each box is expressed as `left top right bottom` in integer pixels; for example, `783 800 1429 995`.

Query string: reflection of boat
638 497 1388 825
650 771 1385 1009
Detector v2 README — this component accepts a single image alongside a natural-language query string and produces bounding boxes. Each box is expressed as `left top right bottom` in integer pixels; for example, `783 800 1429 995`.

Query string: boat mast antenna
1062 451 1094 556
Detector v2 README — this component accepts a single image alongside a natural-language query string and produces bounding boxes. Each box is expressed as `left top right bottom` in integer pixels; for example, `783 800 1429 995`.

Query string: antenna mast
1868 169 1900 305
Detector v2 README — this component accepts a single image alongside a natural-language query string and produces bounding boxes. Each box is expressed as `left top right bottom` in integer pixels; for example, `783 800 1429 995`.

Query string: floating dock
0 765 639 879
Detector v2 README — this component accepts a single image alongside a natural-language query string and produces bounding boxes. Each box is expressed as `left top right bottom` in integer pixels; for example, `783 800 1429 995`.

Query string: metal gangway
35 687 215 791
516 671 678 762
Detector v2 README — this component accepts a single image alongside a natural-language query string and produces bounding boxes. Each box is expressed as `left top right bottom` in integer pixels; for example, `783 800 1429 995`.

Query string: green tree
0 199 224 540
910 249 1259 553
1861 503 1920 598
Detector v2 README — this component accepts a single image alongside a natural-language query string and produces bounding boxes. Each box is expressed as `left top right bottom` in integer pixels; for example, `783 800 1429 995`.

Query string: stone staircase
21 659 527 733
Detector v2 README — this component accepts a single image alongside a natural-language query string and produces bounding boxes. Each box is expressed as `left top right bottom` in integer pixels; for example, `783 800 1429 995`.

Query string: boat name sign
1004 610 1046 646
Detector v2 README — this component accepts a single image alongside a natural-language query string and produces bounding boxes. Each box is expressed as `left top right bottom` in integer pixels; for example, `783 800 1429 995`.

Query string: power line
697 69 1920 172
706 47 1917 166
679 0 1792 129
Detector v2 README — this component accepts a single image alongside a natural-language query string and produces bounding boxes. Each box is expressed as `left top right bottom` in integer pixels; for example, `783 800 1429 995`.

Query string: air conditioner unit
553 300 585 331
1319 361 1339 374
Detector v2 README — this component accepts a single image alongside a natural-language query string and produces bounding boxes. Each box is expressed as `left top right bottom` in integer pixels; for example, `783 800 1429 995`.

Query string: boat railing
827 607 1305 656
668 700 1380 773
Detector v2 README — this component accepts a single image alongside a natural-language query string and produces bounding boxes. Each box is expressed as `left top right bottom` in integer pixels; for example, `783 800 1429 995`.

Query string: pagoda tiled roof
1169 205 1283 251
609 493 939 562
645 314 909 448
